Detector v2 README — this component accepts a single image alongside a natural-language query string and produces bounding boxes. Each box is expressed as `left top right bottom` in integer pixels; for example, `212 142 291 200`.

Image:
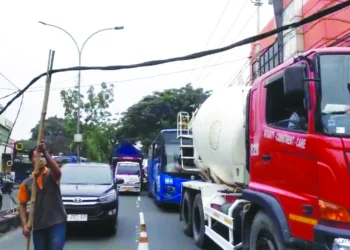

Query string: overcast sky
0 0 274 140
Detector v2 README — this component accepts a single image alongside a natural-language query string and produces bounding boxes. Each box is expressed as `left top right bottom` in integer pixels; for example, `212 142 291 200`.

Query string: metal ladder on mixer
177 112 198 171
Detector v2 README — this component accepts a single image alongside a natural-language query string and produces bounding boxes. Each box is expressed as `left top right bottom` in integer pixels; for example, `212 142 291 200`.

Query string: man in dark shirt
18 140 67 250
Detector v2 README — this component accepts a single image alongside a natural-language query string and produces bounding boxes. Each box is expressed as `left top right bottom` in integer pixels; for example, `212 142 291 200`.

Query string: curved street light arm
80 28 117 63
38 21 80 62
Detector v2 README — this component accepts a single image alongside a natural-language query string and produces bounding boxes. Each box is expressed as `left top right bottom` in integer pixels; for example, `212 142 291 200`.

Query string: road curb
0 212 21 235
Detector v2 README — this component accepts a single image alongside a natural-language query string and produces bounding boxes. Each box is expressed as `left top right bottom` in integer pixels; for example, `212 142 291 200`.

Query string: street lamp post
39 21 124 162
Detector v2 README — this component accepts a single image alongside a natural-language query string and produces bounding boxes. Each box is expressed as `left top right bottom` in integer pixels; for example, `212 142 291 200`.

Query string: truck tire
250 210 287 250
181 191 193 237
192 194 211 249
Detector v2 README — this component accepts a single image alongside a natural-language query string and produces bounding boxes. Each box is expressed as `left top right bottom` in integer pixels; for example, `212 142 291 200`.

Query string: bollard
138 212 149 250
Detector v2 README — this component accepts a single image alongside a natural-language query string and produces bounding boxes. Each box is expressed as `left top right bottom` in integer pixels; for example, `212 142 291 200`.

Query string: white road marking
138 196 141 201
139 212 145 225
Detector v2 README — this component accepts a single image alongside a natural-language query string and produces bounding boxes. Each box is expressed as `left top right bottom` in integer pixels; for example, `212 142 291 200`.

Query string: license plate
121 187 132 191
67 214 88 221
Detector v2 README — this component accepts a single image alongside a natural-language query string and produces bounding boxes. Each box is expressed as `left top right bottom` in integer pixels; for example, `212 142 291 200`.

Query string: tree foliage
60 82 116 161
29 116 71 155
116 83 211 152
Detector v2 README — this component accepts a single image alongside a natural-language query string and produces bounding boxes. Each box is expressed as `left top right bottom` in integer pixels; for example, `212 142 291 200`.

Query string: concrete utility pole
39 22 124 162
251 0 263 77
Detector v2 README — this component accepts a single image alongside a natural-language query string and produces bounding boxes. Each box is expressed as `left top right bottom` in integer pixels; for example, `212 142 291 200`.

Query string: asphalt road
0 192 199 250
1 189 19 211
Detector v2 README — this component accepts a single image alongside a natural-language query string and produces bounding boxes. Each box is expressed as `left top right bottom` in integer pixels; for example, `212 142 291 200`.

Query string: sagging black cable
1 0 349 116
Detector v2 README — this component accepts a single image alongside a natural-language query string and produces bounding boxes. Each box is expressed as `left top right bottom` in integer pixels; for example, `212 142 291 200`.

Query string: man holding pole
18 140 67 250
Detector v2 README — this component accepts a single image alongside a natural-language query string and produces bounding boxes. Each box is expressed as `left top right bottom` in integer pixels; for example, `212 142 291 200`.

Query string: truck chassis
180 181 305 250
180 181 250 250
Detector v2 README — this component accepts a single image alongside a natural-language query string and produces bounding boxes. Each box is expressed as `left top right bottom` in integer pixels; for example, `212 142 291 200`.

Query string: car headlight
133 181 141 185
333 238 350 250
99 190 117 204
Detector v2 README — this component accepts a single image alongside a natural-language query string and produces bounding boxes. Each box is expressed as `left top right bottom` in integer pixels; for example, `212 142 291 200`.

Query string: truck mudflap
314 224 350 250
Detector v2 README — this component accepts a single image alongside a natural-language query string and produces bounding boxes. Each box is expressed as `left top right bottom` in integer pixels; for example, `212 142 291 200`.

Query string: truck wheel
250 211 285 250
192 194 211 248
182 191 193 237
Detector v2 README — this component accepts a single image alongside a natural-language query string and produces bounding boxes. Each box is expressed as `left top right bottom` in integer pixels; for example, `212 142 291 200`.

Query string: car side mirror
115 178 124 185
283 64 305 96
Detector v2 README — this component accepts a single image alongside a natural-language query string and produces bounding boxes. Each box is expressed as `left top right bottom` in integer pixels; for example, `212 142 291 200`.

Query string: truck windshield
319 54 350 136
116 165 140 175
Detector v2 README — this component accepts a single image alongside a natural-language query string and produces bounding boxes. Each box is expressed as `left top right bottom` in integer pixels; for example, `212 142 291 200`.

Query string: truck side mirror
115 178 124 185
283 65 305 96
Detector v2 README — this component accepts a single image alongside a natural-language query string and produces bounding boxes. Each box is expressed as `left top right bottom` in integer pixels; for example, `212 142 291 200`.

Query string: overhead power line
0 72 20 90
185 0 231 82
198 8 257 87
192 0 250 84
25 57 248 93
0 74 24 153
0 90 19 100
1 0 349 116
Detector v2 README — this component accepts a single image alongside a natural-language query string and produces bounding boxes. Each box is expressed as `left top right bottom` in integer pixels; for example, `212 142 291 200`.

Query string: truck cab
115 161 141 194
247 48 350 249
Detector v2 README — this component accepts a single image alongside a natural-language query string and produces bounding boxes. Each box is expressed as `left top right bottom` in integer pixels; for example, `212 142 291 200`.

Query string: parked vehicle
53 155 88 167
0 174 14 195
176 48 350 249
142 165 148 191
115 161 141 194
0 189 2 210
60 162 124 235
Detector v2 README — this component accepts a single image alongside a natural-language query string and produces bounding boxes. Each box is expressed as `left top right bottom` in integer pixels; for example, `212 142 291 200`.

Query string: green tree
30 116 71 155
60 82 116 161
116 83 211 152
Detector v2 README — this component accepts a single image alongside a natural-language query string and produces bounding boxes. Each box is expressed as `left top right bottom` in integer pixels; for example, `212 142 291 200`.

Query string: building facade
250 0 350 81
0 105 14 172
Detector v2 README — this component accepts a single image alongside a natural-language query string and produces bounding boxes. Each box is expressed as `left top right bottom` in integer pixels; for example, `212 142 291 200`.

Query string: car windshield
116 164 140 175
61 166 112 185
319 54 350 136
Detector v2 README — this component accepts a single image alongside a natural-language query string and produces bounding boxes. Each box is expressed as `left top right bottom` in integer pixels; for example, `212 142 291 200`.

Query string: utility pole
251 0 263 78
39 22 124 162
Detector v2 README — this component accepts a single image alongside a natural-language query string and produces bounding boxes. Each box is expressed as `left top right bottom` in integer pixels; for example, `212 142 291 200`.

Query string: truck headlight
99 190 117 204
333 238 350 250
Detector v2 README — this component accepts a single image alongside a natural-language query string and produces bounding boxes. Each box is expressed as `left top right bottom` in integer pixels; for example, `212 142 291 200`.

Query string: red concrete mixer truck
177 47 350 250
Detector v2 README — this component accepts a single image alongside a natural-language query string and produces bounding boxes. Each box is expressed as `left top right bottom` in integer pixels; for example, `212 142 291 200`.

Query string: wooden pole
26 50 55 250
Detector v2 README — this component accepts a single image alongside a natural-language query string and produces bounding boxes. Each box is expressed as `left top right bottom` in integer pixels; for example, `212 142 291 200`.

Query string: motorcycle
142 166 148 191
0 175 14 195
